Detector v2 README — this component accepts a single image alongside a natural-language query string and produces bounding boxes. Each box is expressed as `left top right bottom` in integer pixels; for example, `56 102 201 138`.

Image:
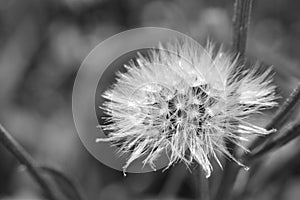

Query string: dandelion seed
97 40 277 178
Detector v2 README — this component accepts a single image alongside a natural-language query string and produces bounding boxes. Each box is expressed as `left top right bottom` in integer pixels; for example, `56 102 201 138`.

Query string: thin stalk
213 143 240 200
236 83 300 199
248 82 300 151
193 164 209 200
236 148 300 200
0 124 58 200
248 121 300 161
235 121 300 199
40 166 86 200
232 0 253 60
159 164 186 197
214 0 253 199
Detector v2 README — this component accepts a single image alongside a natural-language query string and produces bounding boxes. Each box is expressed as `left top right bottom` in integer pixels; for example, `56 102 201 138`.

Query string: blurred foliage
0 0 300 200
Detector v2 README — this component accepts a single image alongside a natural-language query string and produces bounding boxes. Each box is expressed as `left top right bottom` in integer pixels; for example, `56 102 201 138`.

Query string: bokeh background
0 0 300 199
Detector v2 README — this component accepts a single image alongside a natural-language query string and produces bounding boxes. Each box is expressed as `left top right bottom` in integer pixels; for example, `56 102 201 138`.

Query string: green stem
0 124 58 200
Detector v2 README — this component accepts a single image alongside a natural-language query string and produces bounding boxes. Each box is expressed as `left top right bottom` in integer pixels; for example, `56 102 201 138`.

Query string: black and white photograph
0 0 300 200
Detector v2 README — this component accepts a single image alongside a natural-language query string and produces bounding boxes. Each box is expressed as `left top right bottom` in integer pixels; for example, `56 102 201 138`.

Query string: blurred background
0 0 300 199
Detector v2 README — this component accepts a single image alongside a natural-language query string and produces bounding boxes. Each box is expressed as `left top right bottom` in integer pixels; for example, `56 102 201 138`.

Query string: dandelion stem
40 166 87 200
213 144 240 200
237 142 300 200
159 164 186 197
248 121 300 161
236 120 300 199
215 1 253 199
194 164 209 200
232 0 253 60
0 123 58 200
248 82 300 151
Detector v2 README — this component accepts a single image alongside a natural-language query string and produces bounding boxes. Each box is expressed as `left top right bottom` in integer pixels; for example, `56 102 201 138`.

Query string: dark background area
0 0 300 199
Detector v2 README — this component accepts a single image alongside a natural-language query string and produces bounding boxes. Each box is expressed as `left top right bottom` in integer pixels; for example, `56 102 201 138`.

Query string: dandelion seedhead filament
97 40 277 178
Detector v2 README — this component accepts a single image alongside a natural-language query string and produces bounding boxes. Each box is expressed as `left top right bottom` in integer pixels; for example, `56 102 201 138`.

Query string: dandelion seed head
97 40 277 177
